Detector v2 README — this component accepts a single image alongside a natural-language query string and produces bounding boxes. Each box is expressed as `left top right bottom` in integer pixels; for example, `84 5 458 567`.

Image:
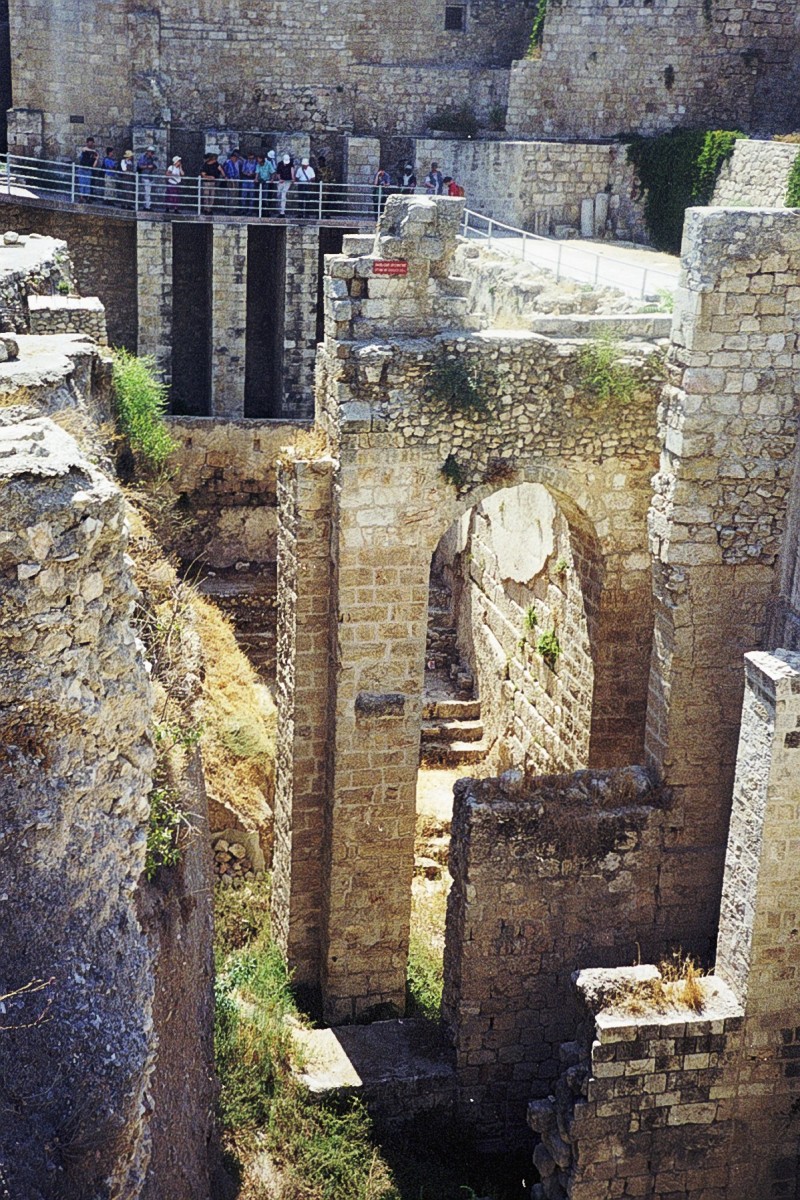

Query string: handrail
461 207 679 300
0 151 397 224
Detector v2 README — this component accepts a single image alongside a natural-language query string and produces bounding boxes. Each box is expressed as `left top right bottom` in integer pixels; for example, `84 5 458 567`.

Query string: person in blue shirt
137 147 158 210
101 147 117 205
241 153 258 212
223 150 242 214
256 152 277 212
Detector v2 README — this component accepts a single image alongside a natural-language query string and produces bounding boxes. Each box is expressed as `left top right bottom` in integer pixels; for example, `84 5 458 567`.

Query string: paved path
467 229 681 299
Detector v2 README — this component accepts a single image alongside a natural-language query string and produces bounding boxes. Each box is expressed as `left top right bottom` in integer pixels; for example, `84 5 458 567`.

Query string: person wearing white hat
294 155 316 219
165 155 184 212
256 150 277 212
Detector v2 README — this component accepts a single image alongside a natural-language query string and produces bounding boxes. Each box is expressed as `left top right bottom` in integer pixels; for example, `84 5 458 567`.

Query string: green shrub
523 604 539 632
786 151 800 207
626 128 745 252
111 347 175 472
537 629 561 670
145 786 191 880
577 336 638 405
406 930 444 1021
56 279 71 295
429 357 487 417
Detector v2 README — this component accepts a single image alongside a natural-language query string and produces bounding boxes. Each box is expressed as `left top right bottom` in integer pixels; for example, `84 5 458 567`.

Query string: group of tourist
74 139 465 217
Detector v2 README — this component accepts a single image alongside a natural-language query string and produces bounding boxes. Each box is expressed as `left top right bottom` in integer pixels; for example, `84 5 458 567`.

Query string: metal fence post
522 230 527 262
594 255 600 286
197 175 202 215
488 218 493 248
555 242 562 282
135 172 140 213
6 158 12 197
641 269 648 299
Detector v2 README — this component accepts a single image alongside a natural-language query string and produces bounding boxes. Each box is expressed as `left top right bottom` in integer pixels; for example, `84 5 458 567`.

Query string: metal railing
0 152 397 223
461 208 679 299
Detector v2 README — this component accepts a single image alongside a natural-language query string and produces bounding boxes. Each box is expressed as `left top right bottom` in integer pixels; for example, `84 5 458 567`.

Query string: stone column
136 219 172 383
319 453 433 1023
211 222 247 418
716 649 800 1197
271 456 334 994
645 208 800 953
343 135 381 187
283 225 321 420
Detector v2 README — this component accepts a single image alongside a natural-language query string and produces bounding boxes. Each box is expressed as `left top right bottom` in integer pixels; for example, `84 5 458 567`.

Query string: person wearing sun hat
294 155 315 218
165 155 184 212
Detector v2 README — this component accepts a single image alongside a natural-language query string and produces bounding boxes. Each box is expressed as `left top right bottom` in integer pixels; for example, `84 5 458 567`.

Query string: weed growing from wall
429 356 488 417
577 336 638 405
626 128 745 251
537 629 562 670
111 348 175 473
441 453 466 489
786 151 800 207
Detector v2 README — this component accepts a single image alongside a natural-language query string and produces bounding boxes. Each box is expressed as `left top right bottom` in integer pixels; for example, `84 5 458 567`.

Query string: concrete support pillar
272 457 334 993
136 219 172 383
716 649 800 1196
644 208 800 953
283 225 320 420
211 222 247 418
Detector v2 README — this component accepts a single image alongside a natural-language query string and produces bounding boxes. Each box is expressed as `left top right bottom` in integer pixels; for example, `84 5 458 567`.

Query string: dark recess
245 224 286 418
316 226 347 345
0 0 12 154
171 222 212 416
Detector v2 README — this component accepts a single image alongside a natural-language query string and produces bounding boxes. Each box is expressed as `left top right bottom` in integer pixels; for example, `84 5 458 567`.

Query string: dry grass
126 501 276 841
611 952 708 1017
192 592 276 832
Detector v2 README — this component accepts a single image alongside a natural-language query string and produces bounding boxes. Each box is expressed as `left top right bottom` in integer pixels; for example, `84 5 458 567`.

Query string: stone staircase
195 564 278 682
421 573 488 767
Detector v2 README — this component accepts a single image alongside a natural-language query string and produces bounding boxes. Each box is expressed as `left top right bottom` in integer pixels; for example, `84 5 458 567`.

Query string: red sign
372 260 408 277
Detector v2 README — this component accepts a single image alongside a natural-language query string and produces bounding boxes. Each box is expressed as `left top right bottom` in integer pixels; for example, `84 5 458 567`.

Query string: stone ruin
2 185 800 1197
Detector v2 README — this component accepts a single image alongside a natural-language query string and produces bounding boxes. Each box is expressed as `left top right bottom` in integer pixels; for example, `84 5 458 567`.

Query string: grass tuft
111 348 175 472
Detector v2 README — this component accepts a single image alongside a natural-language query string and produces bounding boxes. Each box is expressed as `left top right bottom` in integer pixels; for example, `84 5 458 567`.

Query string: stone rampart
0 231 71 332
0 414 155 1197
443 767 669 1147
712 139 799 208
506 0 800 140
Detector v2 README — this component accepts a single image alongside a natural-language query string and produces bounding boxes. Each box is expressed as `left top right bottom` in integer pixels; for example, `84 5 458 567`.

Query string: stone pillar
343 135 381 186
645 208 800 953
716 649 800 1197
283 225 320 419
272 456 334 993
211 222 247 418
319 453 432 1023
136 219 172 383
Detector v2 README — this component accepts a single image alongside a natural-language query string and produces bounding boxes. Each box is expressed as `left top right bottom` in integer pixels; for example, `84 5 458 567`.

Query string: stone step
420 738 488 766
421 718 484 744
422 697 481 721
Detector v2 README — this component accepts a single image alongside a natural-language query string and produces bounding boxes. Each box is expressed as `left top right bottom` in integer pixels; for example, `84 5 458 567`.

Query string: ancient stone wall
0 231 70 331
410 138 647 238
0 415 155 1198
7 0 532 155
712 139 799 208
506 0 800 140
531 966 745 1200
28 293 107 343
164 418 306 569
443 768 669 1147
271 455 334 994
645 207 800 958
0 205 138 348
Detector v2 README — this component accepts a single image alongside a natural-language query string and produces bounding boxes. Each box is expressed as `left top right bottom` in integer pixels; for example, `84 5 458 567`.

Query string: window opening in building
444 5 466 32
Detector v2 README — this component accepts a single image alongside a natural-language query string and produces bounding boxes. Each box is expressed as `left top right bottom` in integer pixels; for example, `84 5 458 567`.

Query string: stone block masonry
0 415 155 1197
0 231 71 332
28 293 108 344
712 139 800 209
443 767 669 1148
506 0 800 141
137 218 172 382
645 207 800 959
212 222 247 418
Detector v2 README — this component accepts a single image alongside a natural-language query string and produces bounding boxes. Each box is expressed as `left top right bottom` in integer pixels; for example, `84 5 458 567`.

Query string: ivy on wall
528 0 548 53
785 151 800 207
626 128 745 252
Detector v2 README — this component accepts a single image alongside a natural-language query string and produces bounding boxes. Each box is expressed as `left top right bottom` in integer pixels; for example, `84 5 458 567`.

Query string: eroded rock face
0 416 155 1199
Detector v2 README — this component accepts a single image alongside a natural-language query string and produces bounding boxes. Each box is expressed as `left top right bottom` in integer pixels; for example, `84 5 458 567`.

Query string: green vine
626 128 745 252
786 151 800 207
529 0 548 52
